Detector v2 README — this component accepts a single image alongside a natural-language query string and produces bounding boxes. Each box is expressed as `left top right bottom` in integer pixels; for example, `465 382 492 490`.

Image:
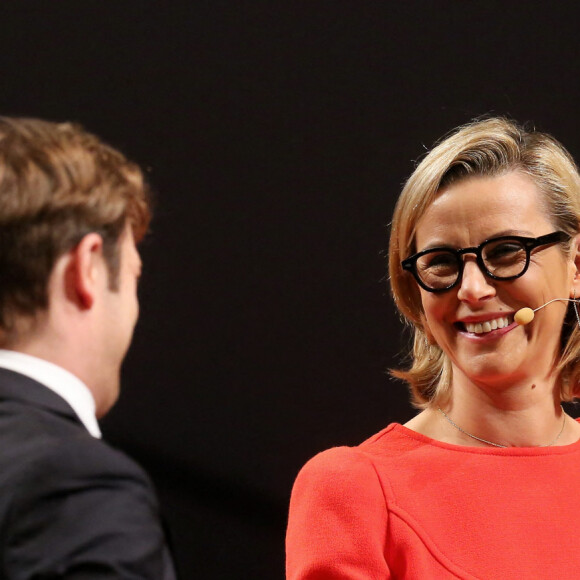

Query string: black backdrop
1 2 580 578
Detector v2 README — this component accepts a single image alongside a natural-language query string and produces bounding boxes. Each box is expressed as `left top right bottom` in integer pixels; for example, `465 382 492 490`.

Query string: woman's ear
570 234 580 299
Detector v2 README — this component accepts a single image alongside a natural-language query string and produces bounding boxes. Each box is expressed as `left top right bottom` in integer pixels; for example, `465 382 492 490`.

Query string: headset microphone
514 298 578 326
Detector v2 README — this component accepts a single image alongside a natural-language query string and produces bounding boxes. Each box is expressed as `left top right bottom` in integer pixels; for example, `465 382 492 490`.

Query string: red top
286 421 580 579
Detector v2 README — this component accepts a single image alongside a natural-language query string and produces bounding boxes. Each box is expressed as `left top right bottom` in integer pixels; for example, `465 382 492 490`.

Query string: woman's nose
456 258 496 303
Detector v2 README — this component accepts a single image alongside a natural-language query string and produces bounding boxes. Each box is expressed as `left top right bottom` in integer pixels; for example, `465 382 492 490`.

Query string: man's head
0 117 151 415
0 117 150 338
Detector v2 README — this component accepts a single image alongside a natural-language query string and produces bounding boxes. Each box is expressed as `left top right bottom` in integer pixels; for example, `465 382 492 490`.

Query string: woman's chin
451 355 529 389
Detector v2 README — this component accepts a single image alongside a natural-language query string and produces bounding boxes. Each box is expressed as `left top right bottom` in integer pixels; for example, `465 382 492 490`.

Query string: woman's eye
422 252 456 270
485 242 524 261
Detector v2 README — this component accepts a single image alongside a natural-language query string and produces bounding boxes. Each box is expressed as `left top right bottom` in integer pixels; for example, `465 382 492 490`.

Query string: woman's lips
463 315 511 334
455 315 517 338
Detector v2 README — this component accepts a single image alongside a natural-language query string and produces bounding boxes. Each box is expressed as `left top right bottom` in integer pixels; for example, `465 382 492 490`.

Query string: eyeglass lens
416 238 528 290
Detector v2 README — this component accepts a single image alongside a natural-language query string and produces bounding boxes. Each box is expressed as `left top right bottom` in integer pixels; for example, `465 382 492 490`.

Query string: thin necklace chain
437 406 567 448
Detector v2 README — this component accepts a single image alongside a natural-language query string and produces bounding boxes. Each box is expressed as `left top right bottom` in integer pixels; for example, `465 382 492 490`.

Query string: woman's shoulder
287 435 392 578
289 443 390 528
296 443 376 483
291 424 413 497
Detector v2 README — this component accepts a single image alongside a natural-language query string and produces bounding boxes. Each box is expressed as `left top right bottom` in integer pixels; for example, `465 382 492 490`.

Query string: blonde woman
286 117 580 579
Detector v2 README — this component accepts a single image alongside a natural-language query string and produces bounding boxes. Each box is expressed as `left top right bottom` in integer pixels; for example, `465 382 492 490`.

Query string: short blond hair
389 117 580 408
0 116 151 333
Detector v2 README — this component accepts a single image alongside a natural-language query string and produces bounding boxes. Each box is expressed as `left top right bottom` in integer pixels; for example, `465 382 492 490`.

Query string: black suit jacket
0 368 176 579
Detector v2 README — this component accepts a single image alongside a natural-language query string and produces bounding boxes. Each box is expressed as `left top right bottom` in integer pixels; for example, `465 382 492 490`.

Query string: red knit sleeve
286 446 390 579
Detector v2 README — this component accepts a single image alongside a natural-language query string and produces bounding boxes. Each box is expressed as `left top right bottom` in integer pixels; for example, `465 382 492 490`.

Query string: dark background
1 2 580 578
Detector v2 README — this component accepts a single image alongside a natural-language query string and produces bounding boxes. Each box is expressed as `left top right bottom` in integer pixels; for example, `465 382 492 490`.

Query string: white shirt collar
0 349 101 438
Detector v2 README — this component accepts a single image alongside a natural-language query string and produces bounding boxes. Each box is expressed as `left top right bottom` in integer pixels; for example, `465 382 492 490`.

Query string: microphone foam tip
514 307 534 325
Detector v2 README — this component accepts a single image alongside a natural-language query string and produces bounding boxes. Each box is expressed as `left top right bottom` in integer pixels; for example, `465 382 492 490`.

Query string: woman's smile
455 314 515 336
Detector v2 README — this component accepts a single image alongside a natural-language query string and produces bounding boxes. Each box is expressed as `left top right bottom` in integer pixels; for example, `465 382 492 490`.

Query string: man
0 117 176 578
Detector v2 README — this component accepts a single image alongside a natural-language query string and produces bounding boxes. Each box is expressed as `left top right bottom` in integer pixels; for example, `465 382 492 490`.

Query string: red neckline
388 420 580 456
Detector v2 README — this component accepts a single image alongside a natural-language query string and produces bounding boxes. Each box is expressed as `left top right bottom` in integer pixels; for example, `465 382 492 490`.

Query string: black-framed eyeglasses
401 231 570 293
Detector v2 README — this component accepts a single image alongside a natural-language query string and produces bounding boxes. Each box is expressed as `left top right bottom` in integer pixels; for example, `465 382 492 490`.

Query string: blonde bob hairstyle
389 117 580 409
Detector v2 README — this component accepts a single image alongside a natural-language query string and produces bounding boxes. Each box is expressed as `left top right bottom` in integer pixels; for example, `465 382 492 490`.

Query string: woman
286 117 580 579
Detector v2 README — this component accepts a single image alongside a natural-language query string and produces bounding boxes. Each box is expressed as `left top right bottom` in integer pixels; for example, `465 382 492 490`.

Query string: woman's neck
406 371 580 448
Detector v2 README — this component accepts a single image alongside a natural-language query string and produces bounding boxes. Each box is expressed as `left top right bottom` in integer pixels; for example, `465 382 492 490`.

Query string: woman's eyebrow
418 229 538 251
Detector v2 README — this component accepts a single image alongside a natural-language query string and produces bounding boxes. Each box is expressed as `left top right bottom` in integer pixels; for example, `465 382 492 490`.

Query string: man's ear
64 233 106 309
570 234 580 299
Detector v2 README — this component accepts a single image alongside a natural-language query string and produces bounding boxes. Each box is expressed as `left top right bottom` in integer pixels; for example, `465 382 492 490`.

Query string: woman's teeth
464 316 511 334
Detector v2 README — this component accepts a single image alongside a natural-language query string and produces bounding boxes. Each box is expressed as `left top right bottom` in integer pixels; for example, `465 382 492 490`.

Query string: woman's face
414 170 578 391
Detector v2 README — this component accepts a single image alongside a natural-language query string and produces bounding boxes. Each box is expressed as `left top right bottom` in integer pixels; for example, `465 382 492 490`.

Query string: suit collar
0 367 79 415
0 350 101 438
0 367 100 436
